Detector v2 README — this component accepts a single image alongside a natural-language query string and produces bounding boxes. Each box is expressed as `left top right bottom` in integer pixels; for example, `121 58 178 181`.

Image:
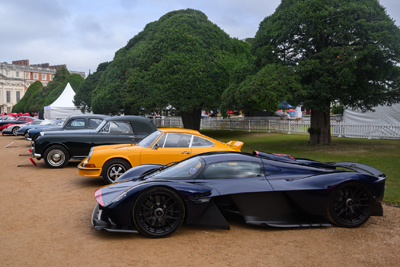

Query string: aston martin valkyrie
92 151 386 238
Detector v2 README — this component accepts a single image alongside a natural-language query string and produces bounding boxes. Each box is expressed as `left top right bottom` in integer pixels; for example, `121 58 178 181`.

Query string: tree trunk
181 109 202 131
309 110 331 145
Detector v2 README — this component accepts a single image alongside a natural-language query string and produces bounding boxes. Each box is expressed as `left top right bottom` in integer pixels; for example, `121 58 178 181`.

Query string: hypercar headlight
106 191 128 206
40 132 44 136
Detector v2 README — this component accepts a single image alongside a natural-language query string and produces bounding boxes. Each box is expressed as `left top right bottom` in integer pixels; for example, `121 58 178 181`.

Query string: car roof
106 116 158 132
18 116 38 119
158 128 200 134
68 114 109 119
196 151 260 164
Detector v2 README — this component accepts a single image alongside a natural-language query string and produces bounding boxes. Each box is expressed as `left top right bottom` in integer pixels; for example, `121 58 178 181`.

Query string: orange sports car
78 128 243 184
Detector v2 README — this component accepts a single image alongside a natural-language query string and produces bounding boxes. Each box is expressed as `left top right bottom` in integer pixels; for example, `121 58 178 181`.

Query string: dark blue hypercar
92 151 386 238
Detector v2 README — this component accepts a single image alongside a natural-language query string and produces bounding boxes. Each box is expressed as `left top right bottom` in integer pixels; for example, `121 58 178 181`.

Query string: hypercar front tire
43 145 69 168
102 159 130 184
132 187 185 238
326 182 373 228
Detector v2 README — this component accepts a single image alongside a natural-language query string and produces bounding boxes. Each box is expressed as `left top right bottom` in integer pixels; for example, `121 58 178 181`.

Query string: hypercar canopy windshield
148 157 206 180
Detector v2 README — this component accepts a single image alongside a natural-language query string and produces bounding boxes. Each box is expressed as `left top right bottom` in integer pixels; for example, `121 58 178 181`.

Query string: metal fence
149 116 400 140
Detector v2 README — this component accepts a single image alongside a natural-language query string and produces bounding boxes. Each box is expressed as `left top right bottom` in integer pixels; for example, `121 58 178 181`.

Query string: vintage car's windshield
150 157 206 180
95 120 107 132
138 130 162 148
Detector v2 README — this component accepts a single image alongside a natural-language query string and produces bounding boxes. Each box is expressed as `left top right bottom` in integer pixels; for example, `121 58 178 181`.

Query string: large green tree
13 66 84 113
252 0 400 144
92 9 251 130
12 81 43 113
74 62 110 113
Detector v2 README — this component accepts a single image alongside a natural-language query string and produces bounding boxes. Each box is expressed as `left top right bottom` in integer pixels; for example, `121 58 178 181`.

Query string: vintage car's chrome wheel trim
108 165 126 181
330 183 371 226
47 149 66 166
12 127 19 136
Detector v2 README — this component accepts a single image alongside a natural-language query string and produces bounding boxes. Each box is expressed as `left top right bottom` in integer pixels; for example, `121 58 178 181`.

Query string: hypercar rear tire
327 182 373 228
12 127 19 136
102 159 130 184
133 187 185 238
43 145 69 168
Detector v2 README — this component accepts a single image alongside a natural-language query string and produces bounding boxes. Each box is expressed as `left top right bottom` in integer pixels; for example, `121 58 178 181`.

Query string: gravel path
1 136 399 266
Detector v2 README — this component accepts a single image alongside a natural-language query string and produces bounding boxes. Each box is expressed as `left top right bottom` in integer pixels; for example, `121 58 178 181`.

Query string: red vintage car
0 116 38 131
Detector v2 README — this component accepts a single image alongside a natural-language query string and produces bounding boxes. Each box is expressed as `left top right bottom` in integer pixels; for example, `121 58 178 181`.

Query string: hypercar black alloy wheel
133 187 185 238
327 182 373 228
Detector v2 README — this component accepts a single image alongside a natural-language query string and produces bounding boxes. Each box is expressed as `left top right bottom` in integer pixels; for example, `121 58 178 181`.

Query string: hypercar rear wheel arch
102 158 132 184
326 181 373 228
132 186 186 238
43 145 70 168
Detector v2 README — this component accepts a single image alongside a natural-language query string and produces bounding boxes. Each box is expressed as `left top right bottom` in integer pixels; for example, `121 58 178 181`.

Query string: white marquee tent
343 103 400 125
44 83 86 120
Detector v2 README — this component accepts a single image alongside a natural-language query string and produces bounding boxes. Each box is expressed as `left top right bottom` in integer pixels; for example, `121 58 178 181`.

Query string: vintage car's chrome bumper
30 147 41 158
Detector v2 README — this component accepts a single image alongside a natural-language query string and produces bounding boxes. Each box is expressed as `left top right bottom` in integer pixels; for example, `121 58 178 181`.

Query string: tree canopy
91 9 252 130
12 81 43 113
12 66 84 113
250 0 400 144
74 62 110 113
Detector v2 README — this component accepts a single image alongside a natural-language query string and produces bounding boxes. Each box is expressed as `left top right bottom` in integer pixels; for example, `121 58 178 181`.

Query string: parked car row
2 113 387 238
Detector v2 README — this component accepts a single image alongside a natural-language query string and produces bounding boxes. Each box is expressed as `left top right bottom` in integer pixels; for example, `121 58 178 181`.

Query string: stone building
0 60 85 113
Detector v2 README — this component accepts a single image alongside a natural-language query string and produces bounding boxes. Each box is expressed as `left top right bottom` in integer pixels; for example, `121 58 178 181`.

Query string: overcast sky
1 0 399 76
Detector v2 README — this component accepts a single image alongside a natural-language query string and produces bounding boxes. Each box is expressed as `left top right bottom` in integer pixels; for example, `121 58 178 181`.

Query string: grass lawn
201 130 400 205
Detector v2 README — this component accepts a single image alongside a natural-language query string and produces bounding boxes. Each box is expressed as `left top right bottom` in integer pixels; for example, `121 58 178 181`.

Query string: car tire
43 145 69 168
33 133 41 141
132 187 185 238
326 182 373 228
12 127 19 136
102 159 130 184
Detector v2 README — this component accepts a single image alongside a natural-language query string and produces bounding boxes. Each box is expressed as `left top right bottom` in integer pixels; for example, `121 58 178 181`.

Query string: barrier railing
150 117 400 140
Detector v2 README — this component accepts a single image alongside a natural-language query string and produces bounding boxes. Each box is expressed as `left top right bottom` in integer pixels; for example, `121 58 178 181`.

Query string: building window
16 71 20 78
25 73 30 79
6 70 9 76
16 91 21 102
6 91 11 102
7 107 11 113
33 73 38 79
42 74 47 80
50 75 54 81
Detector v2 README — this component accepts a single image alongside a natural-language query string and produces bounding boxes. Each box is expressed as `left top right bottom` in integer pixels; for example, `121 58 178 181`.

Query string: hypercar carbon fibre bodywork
92 151 386 238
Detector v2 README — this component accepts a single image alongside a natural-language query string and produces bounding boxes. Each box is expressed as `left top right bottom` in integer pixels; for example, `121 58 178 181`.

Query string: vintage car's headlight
87 147 94 162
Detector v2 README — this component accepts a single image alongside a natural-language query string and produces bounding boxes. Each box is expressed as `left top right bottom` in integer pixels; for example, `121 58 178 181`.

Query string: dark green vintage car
31 116 158 168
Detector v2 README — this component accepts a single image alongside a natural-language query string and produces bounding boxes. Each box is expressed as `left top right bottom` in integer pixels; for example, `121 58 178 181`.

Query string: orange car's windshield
138 130 162 147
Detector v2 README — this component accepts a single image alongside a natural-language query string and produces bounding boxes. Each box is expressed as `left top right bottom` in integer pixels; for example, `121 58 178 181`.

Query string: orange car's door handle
181 151 191 154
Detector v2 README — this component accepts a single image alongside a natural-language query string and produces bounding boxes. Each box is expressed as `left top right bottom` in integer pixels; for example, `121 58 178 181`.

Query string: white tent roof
45 82 76 109
44 83 87 119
